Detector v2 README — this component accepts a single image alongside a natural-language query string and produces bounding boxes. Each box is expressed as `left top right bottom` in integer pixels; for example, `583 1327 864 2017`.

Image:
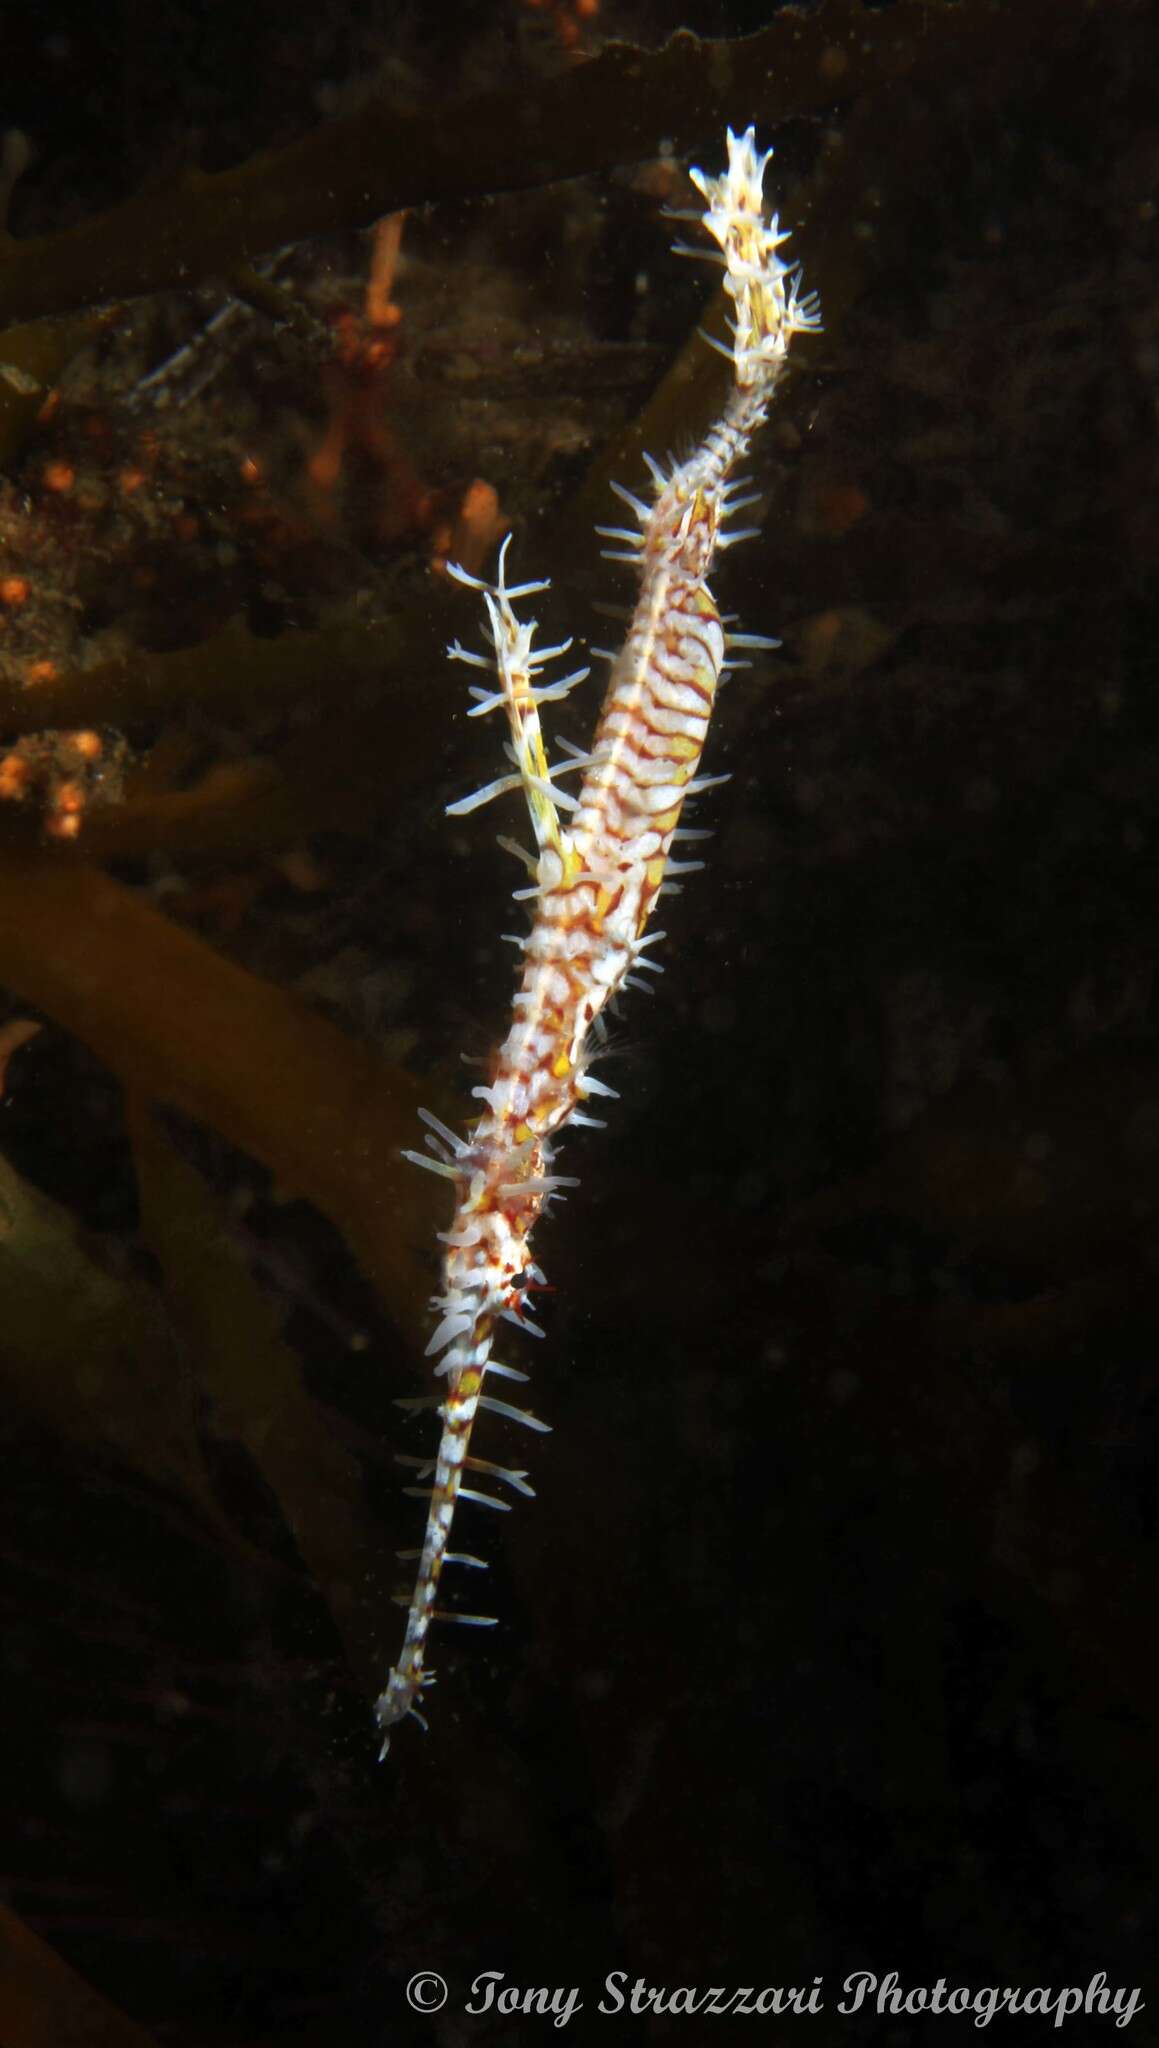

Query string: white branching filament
376 128 819 1753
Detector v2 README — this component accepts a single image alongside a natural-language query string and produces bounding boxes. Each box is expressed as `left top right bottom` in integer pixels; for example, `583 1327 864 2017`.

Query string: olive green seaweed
0 1 1076 331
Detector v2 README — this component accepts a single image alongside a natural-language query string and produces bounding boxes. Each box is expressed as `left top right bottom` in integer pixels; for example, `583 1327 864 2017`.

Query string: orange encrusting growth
376 129 819 1751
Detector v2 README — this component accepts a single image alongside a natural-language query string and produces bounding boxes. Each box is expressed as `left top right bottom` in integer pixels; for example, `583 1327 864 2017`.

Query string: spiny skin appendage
376 128 815 1752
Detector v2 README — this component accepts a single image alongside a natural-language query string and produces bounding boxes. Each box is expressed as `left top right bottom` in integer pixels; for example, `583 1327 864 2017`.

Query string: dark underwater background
0 0 1156 2041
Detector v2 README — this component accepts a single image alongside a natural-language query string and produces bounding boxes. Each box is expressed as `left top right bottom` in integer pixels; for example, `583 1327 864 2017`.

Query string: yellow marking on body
552 1052 570 1079
670 734 700 762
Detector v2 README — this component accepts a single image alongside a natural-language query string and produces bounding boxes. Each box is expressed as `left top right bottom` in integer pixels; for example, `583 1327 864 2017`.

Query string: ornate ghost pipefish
377 127 820 1754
